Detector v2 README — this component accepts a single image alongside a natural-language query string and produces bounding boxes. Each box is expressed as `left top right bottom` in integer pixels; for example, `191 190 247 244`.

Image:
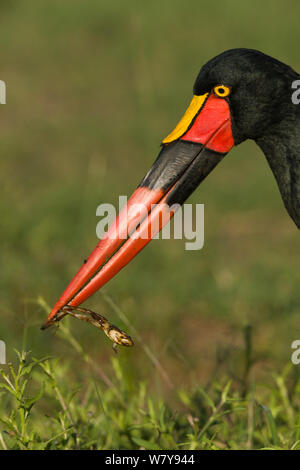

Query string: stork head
43 48 300 328
194 48 299 142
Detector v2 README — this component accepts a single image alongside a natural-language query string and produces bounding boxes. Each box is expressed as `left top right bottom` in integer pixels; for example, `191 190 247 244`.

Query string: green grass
1 321 300 449
1 298 300 450
1 317 300 450
1 0 300 450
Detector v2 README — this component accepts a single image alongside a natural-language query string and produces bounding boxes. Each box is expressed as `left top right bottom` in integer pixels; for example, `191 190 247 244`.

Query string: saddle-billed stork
43 48 300 329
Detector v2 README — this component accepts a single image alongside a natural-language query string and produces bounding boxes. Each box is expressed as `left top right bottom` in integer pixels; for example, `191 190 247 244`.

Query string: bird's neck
256 109 300 228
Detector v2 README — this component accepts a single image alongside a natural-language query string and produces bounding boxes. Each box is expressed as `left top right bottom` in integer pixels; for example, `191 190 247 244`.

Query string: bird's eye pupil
213 85 231 98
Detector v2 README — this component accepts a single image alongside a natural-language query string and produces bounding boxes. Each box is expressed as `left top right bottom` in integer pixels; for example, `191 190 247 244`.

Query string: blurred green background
0 0 300 395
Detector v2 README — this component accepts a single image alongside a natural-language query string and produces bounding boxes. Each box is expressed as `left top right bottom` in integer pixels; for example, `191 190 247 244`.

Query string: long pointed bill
42 91 234 329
